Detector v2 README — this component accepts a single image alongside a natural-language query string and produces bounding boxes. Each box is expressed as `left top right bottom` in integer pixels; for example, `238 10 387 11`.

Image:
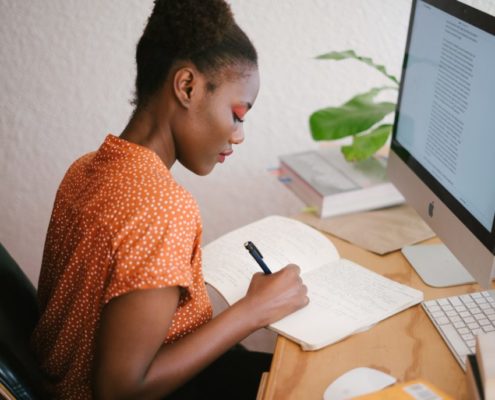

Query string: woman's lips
218 150 233 163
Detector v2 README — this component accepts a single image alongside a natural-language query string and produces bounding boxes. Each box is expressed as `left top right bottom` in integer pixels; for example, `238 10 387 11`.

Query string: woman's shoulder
148 169 198 211
56 151 97 191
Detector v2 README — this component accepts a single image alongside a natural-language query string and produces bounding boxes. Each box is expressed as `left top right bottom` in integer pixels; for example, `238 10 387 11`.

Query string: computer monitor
387 0 495 289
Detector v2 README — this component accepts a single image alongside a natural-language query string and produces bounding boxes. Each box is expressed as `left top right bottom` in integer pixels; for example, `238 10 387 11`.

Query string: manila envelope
299 205 435 255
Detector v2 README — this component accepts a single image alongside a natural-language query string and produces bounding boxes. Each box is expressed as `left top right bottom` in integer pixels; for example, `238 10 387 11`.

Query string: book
278 147 404 218
202 215 423 351
476 331 495 400
353 379 454 399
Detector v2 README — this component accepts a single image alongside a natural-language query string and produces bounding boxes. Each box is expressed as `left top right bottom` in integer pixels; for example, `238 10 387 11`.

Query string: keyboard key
432 311 445 318
473 314 485 321
428 305 441 313
439 323 470 356
450 297 462 306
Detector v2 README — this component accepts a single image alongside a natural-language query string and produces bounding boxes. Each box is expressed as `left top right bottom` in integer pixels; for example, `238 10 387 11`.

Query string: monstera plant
309 50 399 161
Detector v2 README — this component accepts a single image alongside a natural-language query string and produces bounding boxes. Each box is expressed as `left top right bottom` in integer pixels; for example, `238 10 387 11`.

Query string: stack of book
278 147 404 218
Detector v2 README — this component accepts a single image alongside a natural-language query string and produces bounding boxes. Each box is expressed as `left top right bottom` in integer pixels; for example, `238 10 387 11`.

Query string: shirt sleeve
103 191 199 305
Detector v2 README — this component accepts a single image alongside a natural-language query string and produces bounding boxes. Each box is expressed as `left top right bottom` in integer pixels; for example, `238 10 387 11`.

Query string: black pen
244 241 272 274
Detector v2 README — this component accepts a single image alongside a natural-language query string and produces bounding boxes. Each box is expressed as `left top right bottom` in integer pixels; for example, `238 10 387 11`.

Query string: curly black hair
134 0 258 107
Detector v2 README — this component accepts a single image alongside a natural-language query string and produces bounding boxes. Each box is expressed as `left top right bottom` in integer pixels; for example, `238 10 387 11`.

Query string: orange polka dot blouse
31 135 213 399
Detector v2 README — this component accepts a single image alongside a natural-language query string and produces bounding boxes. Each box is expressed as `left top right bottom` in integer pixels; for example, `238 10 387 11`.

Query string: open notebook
202 216 423 351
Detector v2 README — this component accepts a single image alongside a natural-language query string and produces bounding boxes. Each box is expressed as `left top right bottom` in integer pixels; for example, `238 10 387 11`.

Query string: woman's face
173 65 260 176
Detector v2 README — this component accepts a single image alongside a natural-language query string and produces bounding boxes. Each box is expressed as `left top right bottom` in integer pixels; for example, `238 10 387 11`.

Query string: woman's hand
242 264 309 329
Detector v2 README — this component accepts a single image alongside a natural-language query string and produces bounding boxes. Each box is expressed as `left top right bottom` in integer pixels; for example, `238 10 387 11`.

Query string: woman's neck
120 104 176 169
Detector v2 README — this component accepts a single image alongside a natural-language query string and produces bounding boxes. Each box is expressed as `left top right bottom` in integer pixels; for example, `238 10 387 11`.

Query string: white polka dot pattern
31 135 213 399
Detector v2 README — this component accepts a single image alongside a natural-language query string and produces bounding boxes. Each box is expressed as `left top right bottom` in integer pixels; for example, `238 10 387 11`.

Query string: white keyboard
422 290 495 370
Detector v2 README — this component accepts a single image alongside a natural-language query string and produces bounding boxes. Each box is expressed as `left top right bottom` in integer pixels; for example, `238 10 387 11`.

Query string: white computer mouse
323 367 397 400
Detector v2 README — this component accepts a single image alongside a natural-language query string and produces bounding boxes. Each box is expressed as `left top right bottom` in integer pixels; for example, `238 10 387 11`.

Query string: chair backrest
0 243 46 399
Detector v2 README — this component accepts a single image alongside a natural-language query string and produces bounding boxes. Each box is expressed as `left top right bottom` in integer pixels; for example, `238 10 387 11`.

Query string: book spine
466 354 484 400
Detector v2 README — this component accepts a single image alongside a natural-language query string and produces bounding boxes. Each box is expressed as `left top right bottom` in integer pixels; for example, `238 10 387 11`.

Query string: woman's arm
93 264 308 400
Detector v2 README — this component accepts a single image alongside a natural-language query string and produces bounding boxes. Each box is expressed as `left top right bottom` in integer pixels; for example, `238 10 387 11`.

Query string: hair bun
146 0 235 56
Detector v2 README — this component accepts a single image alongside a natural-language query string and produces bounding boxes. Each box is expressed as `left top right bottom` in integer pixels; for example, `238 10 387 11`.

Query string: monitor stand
402 244 475 287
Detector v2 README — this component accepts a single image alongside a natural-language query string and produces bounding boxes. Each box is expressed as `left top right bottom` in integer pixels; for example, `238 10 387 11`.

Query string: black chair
0 243 46 399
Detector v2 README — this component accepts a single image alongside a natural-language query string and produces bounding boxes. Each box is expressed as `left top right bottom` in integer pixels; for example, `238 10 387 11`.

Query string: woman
32 1 308 399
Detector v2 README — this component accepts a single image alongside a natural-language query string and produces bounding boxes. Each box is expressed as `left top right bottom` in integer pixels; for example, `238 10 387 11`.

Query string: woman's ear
173 67 196 108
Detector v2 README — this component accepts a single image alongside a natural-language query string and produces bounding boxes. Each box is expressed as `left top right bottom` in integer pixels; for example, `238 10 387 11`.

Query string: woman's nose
230 127 244 145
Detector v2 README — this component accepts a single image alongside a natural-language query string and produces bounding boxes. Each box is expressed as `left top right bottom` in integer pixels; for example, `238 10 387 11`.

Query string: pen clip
244 241 263 259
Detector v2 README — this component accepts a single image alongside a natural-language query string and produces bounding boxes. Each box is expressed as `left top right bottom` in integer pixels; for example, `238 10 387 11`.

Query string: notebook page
270 258 423 350
202 216 339 305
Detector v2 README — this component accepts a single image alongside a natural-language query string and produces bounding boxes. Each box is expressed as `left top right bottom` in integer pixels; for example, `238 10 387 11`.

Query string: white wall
1 0 492 285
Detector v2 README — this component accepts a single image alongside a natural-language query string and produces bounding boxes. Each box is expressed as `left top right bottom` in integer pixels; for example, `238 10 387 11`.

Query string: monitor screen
388 0 495 288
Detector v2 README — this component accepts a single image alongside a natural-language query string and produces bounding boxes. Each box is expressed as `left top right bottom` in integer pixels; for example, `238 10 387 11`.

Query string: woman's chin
190 163 216 176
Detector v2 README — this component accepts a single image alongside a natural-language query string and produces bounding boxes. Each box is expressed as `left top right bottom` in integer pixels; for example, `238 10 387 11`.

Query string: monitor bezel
390 0 495 254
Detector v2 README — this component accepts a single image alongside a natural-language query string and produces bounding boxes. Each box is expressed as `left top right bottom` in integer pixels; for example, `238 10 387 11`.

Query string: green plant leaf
309 87 395 141
341 123 393 161
316 50 399 84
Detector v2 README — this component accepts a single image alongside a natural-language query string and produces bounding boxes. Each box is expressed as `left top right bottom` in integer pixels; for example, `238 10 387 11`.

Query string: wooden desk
261 232 492 400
